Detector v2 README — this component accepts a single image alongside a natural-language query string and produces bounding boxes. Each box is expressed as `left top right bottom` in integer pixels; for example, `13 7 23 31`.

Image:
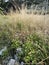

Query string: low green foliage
3 33 49 65
2 50 9 59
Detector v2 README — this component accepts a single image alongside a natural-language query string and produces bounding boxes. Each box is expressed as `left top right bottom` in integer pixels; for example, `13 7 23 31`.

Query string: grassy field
0 11 49 65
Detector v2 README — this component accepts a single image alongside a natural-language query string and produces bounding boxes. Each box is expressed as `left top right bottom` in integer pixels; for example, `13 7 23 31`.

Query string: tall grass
4 11 49 33
0 10 49 41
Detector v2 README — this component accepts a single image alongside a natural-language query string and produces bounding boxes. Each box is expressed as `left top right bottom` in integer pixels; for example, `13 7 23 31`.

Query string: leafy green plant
2 50 9 59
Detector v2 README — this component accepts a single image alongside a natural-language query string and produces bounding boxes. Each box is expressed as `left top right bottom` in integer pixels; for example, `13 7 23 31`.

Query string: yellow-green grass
0 11 49 40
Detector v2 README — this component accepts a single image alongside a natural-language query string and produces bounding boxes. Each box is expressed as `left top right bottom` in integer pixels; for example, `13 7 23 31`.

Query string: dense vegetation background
0 0 49 65
0 0 49 14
